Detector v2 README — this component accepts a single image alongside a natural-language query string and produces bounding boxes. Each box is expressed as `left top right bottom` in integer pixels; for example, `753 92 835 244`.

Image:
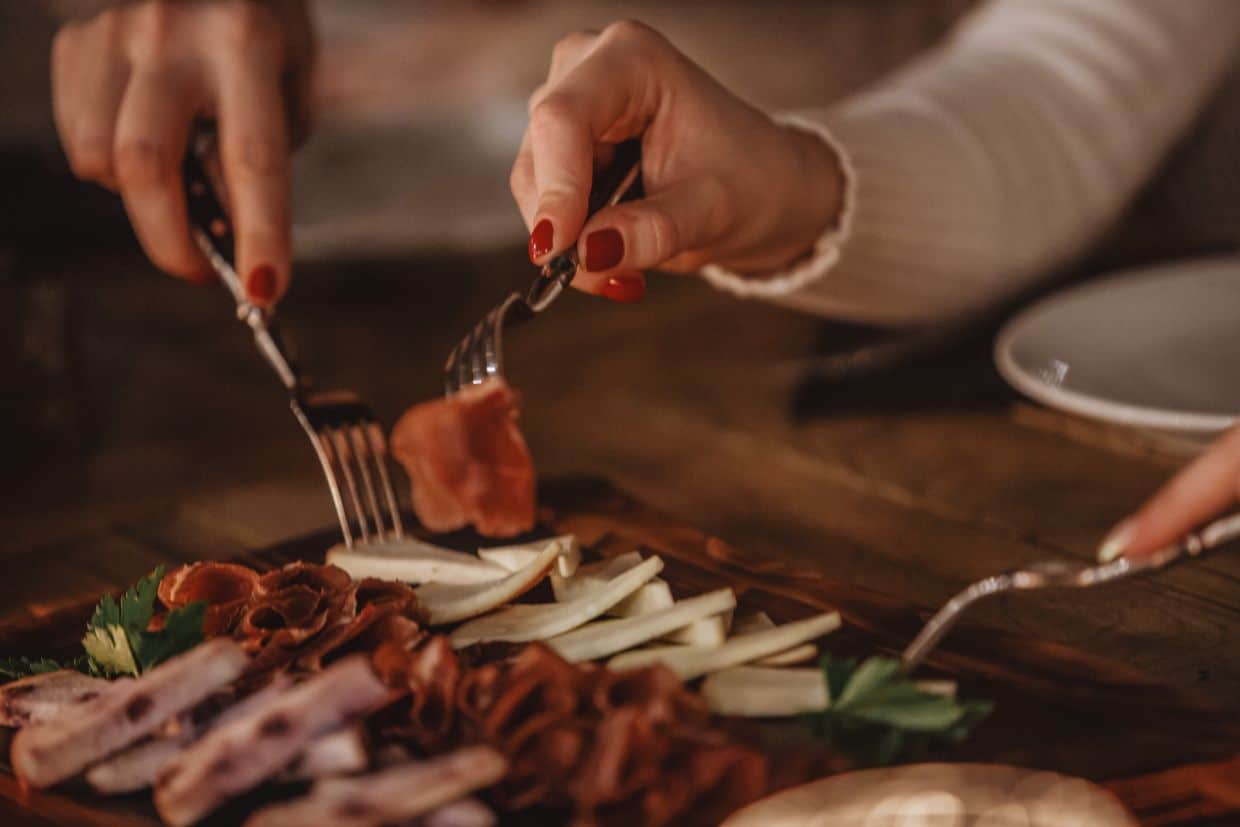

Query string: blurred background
1 0 980 554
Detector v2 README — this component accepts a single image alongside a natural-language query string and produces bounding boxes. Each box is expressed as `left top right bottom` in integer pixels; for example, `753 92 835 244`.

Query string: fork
900 512 1240 673
443 139 643 395
182 129 403 549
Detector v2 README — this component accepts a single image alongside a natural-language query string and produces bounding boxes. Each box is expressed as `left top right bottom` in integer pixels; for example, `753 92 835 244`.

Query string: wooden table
3 243 1236 718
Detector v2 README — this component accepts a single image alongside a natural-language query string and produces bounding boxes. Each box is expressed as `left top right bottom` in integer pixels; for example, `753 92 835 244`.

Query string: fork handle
527 139 644 311
183 126 302 392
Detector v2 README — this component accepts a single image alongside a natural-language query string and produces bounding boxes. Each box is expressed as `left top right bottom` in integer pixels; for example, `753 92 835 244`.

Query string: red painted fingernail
247 264 277 303
599 274 645 303
529 219 554 262
585 228 624 272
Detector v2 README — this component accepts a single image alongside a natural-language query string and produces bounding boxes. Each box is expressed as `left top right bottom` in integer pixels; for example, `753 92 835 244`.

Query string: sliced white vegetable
661 615 729 646
416 540 564 625
913 679 958 698
547 589 736 663
701 667 829 717
731 611 775 635
450 557 664 649
757 643 818 667
478 535 581 577
551 551 675 618
327 538 507 586
607 612 841 681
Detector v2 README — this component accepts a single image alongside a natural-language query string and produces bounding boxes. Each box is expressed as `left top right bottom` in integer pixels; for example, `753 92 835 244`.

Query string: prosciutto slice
0 669 112 729
11 639 248 788
159 562 261 636
154 655 392 827
390 379 536 538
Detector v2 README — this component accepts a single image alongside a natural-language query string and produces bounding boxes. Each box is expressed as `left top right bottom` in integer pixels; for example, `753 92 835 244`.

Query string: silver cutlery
443 139 642 395
182 129 403 549
900 512 1240 672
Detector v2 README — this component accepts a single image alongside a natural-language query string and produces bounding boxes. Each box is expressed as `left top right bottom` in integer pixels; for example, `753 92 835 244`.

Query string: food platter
0 477 1236 825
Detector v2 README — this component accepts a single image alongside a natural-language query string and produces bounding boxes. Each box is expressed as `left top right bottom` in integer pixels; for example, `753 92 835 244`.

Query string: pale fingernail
1097 520 1134 563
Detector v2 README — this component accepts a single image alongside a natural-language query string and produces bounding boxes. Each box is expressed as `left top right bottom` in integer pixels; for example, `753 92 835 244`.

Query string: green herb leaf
809 654 993 767
0 656 68 682
80 566 205 677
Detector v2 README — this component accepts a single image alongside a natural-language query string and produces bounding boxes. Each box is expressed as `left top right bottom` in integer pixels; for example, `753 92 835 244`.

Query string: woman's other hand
51 0 314 307
510 20 845 302
1100 427 1240 562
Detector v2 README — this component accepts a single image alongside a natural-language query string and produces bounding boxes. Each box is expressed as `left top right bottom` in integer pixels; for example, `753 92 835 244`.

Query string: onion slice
416 539 565 625
478 535 580 577
757 643 818 667
449 556 664 648
551 552 674 618
607 612 842 681
701 667 829 717
547 589 736 663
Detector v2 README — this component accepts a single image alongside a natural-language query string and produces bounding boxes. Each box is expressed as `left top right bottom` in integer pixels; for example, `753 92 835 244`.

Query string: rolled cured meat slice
390 379 536 538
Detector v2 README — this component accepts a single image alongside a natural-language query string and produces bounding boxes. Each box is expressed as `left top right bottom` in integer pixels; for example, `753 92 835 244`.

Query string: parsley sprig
807 654 993 766
0 566 206 682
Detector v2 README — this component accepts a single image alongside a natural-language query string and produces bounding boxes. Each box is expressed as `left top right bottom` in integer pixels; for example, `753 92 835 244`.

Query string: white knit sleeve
700 0 1240 325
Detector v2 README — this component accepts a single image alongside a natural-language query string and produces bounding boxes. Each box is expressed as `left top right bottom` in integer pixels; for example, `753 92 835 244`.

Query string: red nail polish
585 228 624 272
247 264 277 303
599 274 645 303
529 219 554 262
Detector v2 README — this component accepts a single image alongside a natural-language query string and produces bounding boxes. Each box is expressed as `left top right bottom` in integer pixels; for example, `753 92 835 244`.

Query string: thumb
576 176 730 274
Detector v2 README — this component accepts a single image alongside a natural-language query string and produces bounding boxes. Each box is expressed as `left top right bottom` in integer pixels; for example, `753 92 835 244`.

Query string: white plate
995 256 1240 443
723 763 1134 827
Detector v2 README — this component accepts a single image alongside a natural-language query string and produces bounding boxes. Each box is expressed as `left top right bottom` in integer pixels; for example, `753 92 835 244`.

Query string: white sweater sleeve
701 0 1240 325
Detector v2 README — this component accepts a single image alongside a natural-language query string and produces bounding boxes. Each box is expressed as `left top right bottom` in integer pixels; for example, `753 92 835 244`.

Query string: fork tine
348 424 387 541
329 427 371 543
306 421 354 548
366 422 404 539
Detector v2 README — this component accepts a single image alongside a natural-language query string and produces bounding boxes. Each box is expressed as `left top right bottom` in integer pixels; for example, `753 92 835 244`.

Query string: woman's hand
510 20 845 302
1100 427 1240 561
51 0 314 307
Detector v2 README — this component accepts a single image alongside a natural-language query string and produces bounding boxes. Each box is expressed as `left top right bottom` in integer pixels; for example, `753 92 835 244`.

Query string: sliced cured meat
158 562 261 636
154 655 392 827
390 379 536 538
0 669 113 729
11 639 248 788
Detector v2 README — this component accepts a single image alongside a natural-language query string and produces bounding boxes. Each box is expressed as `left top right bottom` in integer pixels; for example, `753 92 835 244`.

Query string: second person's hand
51 0 314 307
510 20 846 302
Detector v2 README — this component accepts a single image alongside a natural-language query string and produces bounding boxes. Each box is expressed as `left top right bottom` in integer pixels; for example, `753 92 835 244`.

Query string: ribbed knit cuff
698 111 857 299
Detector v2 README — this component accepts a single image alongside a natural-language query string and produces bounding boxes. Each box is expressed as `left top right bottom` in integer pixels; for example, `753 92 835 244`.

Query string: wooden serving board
0 477 1237 826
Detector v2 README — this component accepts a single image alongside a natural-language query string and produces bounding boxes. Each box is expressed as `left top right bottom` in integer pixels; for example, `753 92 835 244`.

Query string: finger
1102 427 1240 560
574 176 731 275
52 23 128 188
215 54 291 308
527 33 659 263
570 267 647 303
527 29 598 114
509 130 536 232
113 65 209 281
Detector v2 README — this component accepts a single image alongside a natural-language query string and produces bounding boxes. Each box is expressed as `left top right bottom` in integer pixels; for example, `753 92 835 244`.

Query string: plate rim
994 255 1240 436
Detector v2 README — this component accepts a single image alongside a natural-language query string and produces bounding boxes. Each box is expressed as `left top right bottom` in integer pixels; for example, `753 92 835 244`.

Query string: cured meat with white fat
154 655 392 827
0 669 113 729
243 746 506 827
11 639 248 788
390 379 536 538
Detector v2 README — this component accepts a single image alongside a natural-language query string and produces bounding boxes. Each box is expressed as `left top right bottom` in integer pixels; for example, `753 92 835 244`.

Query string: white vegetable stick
551 552 675 618
913 679 958 698
243 747 507 827
12 639 248 789
416 540 563 625
731 611 775 635
700 667 829 717
478 535 580 577
547 589 736 663
661 615 729 646
449 557 664 649
327 538 507 586
757 643 818 667
607 612 841 681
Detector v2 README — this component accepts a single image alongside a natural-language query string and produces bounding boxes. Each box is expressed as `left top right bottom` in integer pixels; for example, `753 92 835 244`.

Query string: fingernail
585 228 624 272
529 219 554 262
247 264 277 304
599 274 645 303
1098 520 1134 563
